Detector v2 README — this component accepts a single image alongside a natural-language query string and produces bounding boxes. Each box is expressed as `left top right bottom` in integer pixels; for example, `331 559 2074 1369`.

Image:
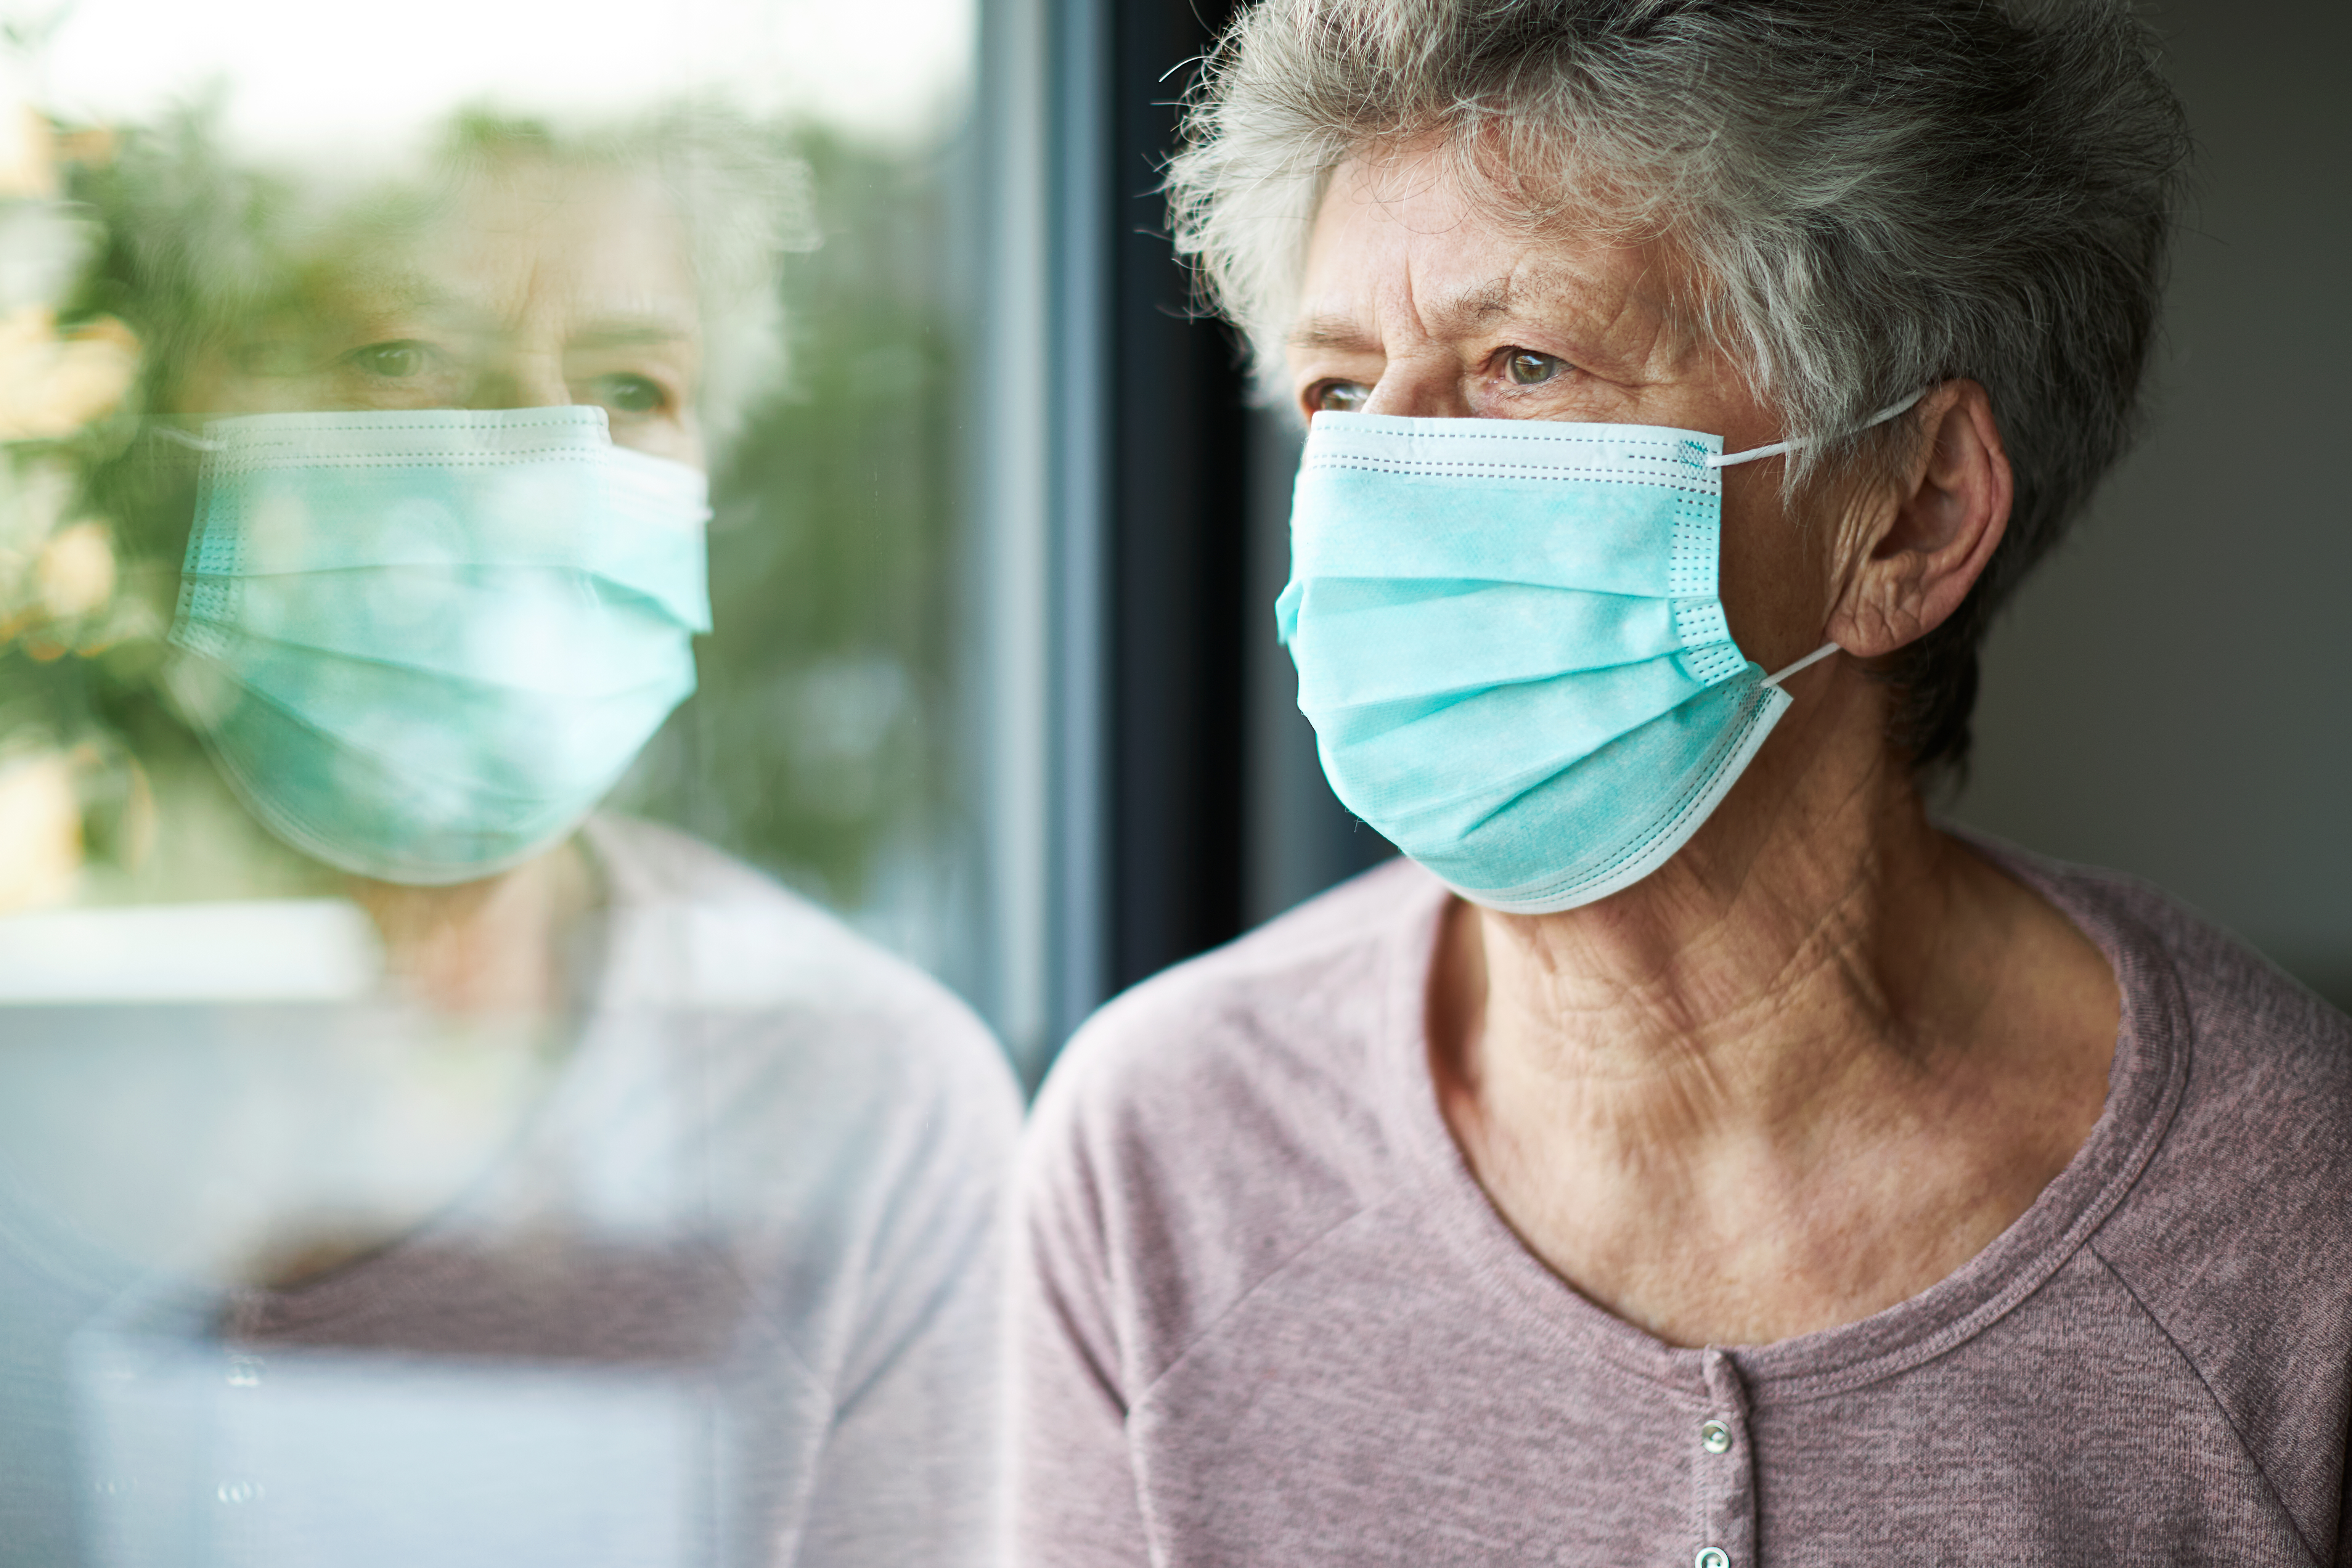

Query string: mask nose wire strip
1761 641 1841 689
1705 390 1929 471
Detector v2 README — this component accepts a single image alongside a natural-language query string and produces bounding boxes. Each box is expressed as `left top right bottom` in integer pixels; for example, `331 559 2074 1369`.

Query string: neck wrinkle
1446 680 1961 1154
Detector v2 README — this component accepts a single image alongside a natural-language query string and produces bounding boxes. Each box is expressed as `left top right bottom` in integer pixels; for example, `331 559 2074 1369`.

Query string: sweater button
1699 1419 1732 1454
1695 1549 1730 1568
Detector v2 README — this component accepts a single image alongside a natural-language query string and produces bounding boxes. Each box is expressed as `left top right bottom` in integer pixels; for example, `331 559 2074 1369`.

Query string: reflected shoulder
580 811 1022 1118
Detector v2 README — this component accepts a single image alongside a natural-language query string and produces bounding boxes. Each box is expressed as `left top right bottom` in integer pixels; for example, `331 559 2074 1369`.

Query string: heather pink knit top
1013 847 2352 1566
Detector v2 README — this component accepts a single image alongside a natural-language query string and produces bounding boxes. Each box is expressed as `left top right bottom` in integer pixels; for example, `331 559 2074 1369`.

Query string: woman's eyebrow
1285 288 1518 356
1286 313 1377 352
1434 269 1652 343
1290 275 1633 358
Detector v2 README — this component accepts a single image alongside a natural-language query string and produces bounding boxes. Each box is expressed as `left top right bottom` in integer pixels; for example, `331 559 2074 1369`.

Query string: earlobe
1827 381 2013 659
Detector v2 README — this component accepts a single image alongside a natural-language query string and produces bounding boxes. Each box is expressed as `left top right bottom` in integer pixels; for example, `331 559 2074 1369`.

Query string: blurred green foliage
616 125 966 913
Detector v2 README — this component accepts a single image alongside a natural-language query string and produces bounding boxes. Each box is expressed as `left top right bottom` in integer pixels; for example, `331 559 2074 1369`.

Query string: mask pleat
167 408 709 884
1280 410 1790 914
1291 464 1713 601
1317 649 1740 816
1406 681 1782 901
1290 579 1696 710
196 415 712 632
184 641 683 799
177 568 696 699
186 669 609 887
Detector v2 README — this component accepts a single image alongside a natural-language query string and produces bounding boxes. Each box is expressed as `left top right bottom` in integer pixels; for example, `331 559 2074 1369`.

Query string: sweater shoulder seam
1131 1177 1414 1404
2085 1238 2327 1567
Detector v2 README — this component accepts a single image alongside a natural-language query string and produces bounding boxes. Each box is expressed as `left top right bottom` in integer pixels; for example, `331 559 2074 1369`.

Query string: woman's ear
1825 381 2013 658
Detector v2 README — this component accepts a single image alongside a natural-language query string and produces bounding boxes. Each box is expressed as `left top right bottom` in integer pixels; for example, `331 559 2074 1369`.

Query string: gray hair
1167 0 2189 774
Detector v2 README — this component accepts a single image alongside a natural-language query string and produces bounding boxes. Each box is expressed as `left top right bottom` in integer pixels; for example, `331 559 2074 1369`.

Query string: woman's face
174 161 708 470
1287 148 1848 680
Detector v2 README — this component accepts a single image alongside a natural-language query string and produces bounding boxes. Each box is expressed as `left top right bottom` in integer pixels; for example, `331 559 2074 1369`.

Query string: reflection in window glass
0 5 1019 1565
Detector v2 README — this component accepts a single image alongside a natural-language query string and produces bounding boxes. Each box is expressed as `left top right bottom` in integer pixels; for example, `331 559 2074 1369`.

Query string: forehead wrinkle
331 265 453 322
1413 275 1517 338
569 313 700 352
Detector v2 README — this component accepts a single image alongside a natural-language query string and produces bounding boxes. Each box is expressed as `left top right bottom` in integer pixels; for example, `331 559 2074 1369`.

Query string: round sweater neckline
1374 840 2192 1406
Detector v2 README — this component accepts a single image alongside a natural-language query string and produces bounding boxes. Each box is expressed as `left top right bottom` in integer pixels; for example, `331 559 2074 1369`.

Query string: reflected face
1285 148 1839 676
176 161 707 468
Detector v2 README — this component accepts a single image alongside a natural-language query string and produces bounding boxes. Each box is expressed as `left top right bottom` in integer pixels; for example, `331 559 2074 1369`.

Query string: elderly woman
1013 1 2352 1563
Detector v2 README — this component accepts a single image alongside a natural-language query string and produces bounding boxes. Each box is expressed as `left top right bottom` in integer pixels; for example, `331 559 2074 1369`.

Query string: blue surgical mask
1277 398 1916 914
165 407 712 886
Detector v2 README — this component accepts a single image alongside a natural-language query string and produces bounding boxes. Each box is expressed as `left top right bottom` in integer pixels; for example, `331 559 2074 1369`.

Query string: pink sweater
1014 848 2352 1566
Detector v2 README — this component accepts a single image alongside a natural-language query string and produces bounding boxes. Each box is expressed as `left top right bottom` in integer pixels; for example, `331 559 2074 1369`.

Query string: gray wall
1953 0 2351 1009
1245 0 2351 1009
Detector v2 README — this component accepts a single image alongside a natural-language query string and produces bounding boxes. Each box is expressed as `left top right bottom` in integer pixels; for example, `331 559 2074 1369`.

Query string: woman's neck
1452 733 1957 1134
1430 670 2119 1346
348 839 596 1016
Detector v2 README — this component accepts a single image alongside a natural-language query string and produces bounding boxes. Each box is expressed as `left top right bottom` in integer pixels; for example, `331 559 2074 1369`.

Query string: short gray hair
1168 0 2189 774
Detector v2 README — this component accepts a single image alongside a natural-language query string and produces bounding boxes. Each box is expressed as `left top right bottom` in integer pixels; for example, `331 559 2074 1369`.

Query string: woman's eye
1309 380 1370 414
349 340 431 379
591 374 669 416
1504 350 1566 387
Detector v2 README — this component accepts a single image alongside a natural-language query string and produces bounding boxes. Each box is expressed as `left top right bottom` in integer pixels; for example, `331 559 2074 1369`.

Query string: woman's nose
1359 354 1473 419
466 355 572 411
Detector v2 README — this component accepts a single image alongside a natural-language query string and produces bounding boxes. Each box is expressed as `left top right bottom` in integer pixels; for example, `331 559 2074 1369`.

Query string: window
0 3 1039 1559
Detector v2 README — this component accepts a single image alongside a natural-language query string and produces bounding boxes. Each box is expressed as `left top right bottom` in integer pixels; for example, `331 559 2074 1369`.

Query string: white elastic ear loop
1709 394 1922 689
1706 389 1927 471
1761 641 1841 689
149 424 225 453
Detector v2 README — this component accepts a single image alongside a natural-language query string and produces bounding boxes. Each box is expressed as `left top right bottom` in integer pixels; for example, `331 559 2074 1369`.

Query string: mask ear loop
1707 389 1931 690
1761 641 1841 689
149 424 225 453
1704 390 1927 471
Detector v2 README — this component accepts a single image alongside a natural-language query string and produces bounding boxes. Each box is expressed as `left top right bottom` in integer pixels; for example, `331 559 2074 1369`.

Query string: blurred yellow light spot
0 104 58 201
37 521 116 620
0 309 141 442
53 127 116 170
0 750 82 913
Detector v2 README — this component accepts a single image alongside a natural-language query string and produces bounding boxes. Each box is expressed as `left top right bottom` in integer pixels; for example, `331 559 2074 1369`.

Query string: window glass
0 4 1017 1562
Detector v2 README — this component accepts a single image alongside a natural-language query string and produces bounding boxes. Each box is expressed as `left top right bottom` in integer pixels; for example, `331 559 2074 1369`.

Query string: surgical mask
1277 397 1917 914
165 407 712 886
